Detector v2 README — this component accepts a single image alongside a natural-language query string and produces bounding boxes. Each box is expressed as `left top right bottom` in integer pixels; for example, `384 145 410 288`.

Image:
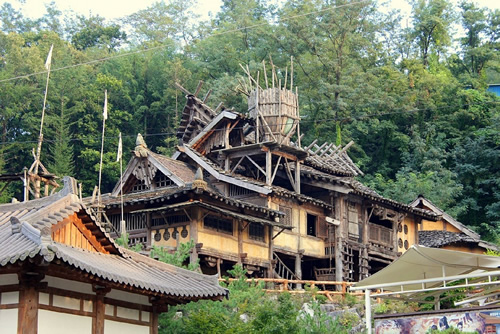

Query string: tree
448 2 499 88
70 15 126 50
124 0 199 46
410 0 454 67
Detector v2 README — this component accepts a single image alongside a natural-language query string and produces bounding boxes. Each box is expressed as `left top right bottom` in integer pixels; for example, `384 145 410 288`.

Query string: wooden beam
246 155 266 175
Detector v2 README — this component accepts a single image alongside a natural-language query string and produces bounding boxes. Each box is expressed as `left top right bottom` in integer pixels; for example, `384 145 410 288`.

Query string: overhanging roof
132 200 291 229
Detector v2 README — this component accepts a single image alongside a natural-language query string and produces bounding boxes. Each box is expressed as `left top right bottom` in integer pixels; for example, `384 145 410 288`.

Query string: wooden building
0 176 227 334
101 77 449 284
412 195 497 254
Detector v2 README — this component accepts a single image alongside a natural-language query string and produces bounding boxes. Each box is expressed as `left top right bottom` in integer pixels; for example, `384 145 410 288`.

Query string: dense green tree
410 0 454 67
70 15 126 50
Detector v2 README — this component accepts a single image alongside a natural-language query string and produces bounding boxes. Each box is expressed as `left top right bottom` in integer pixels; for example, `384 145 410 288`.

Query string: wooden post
295 160 301 194
190 209 199 266
335 196 344 286
238 220 243 264
266 150 272 185
268 225 274 279
18 270 45 334
295 253 302 290
216 258 221 277
18 285 38 334
146 212 152 248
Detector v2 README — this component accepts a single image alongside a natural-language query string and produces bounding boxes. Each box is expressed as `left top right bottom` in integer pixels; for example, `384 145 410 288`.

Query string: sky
4 0 500 23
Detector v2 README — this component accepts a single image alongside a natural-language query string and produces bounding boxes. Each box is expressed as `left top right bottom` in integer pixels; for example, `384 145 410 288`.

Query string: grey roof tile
0 177 228 301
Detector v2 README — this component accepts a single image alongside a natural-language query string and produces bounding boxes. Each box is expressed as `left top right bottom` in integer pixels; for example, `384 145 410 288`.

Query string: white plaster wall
44 276 93 294
1 291 19 304
116 306 140 321
39 292 50 305
104 320 149 334
0 274 18 285
106 289 149 305
0 308 18 333
141 311 150 322
53 295 80 310
38 309 92 334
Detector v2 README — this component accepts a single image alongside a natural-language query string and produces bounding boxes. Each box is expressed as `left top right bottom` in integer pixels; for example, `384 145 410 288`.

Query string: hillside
0 0 498 242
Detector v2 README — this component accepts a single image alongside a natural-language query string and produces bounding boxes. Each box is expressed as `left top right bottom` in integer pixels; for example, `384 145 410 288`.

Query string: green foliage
159 264 351 334
150 240 199 271
374 299 419 315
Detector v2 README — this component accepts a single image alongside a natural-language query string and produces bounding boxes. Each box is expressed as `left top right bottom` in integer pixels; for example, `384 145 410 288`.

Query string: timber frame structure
100 62 448 284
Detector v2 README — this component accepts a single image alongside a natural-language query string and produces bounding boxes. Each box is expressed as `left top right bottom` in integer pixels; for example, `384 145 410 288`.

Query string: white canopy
352 245 500 294
350 245 500 333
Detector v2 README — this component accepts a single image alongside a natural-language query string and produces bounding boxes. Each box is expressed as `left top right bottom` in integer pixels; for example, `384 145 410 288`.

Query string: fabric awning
352 245 500 293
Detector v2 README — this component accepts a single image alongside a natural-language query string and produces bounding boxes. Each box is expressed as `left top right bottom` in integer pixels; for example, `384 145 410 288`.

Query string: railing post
365 289 372 334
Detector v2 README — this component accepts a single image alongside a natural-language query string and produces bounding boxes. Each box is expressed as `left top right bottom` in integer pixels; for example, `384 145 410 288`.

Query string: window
249 223 265 242
229 184 252 197
204 215 233 235
109 213 145 231
131 178 148 193
280 205 292 227
154 173 173 188
151 213 190 227
348 202 359 238
307 213 317 236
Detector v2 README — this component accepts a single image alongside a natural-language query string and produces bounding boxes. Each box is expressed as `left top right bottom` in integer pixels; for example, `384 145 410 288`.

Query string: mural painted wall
375 309 500 334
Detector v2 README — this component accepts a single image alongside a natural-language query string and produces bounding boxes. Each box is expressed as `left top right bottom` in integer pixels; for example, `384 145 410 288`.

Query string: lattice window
154 173 173 188
151 213 190 227
109 213 146 231
131 178 148 193
204 215 233 235
279 205 292 227
249 223 265 242
229 184 252 197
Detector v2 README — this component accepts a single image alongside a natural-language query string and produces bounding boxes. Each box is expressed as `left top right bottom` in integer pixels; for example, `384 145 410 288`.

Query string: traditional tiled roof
149 151 197 184
101 185 283 220
418 230 479 248
410 195 480 239
0 177 121 254
132 201 289 229
0 178 227 302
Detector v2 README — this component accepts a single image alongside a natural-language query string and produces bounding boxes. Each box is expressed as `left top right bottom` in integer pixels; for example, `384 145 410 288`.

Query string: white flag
103 90 108 120
45 44 53 70
116 132 122 162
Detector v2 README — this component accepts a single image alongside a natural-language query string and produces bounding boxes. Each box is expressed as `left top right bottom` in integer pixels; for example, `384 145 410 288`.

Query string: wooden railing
369 223 393 247
218 278 363 301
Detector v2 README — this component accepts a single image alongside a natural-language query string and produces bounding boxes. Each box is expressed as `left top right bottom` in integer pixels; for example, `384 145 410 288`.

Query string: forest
0 0 498 243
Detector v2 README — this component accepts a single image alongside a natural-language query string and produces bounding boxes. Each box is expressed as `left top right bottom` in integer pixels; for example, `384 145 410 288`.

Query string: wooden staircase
273 252 298 289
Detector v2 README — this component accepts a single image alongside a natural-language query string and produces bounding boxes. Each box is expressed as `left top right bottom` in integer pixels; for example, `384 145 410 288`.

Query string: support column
18 270 45 334
18 285 39 333
190 208 200 266
93 286 110 334
295 252 303 290
268 225 274 278
295 160 301 194
265 150 272 185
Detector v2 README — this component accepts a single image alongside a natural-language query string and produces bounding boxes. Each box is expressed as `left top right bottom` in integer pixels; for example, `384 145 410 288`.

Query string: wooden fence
218 278 364 301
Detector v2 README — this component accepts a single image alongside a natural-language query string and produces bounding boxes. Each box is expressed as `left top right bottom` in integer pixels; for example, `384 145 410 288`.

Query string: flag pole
34 44 53 173
97 90 108 212
117 132 125 235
